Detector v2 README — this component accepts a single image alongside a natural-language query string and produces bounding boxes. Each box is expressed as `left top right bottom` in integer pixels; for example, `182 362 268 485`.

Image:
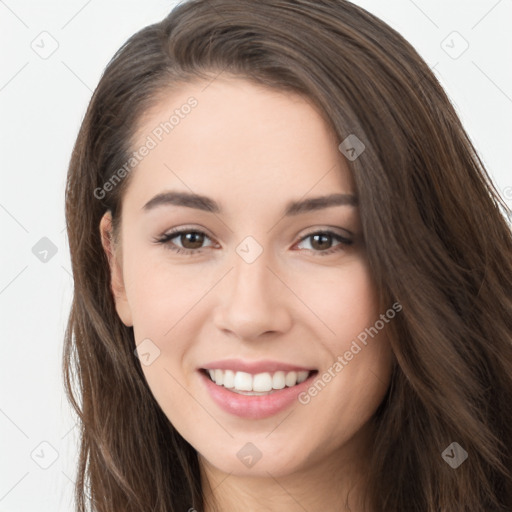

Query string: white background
0 1 511 510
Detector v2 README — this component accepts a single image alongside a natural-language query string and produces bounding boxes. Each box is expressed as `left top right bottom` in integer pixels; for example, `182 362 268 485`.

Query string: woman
63 0 512 510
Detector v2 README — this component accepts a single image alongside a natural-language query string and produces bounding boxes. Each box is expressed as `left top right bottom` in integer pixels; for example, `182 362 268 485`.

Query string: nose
213 250 293 341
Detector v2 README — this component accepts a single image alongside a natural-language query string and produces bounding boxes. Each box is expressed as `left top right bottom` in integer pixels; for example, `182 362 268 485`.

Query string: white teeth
272 371 286 390
253 372 273 392
223 369 235 388
297 370 309 383
206 368 312 392
214 369 224 386
285 371 297 387
233 371 252 391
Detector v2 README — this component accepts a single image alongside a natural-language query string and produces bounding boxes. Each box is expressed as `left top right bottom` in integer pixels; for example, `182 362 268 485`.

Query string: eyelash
154 227 353 256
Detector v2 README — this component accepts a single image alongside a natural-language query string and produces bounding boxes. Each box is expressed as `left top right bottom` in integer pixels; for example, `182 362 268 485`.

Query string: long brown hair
63 1 512 510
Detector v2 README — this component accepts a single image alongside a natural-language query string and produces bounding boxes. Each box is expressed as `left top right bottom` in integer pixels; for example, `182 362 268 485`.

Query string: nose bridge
229 243 275 305
214 239 292 338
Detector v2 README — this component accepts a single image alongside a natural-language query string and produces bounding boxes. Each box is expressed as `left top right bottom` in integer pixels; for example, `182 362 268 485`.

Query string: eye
295 230 353 255
154 228 216 255
154 227 353 256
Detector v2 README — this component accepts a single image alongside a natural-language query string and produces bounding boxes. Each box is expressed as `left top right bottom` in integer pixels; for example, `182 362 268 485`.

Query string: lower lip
199 370 317 419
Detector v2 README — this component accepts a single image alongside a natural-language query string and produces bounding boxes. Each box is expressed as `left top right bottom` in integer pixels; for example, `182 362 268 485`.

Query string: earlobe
99 211 133 327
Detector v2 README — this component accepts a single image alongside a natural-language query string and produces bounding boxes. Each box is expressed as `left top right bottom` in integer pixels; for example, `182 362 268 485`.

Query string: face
100 76 394 480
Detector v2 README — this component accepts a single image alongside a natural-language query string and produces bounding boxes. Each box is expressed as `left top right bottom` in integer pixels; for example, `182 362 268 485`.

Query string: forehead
125 76 355 213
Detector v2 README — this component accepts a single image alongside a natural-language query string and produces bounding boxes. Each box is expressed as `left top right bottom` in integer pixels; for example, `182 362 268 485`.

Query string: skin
100 76 394 511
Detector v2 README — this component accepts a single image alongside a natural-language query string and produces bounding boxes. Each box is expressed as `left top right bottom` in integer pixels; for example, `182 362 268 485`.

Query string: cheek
325 259 392 380
123 246 205 338
300 257 380 345
297 257 392 414
124 254 214 409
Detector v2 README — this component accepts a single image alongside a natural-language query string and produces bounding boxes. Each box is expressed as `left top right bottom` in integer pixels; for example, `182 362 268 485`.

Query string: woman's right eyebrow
142 190 219 213
142 190 358 215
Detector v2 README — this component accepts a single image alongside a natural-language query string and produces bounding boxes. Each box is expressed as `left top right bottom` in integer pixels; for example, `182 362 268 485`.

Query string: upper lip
200 358 316 374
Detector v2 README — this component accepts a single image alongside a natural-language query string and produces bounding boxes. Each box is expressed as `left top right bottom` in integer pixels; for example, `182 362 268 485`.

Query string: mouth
198 365 318 419
200 368 316 395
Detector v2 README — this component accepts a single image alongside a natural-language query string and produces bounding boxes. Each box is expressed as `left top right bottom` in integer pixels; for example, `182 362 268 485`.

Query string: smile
198 364 318 419
204 368 311 394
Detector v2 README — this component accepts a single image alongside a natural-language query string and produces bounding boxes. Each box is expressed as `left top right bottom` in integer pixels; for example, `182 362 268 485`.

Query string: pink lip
198 368 318 419
200 358 315 374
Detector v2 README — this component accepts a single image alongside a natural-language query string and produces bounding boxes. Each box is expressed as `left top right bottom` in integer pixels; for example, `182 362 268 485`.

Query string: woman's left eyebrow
283 193 358 215
142 190 358 215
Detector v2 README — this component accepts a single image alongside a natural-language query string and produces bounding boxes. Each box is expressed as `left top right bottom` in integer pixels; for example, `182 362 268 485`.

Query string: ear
99 211 133 327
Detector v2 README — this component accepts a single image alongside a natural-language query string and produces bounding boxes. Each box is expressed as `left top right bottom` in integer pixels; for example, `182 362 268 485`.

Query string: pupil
182 232 204 249
312 234 331 250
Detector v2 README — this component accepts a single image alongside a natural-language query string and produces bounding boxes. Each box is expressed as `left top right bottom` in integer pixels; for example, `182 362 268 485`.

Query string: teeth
253 372 273 392
285 371 297 387
234 371 252 391
272 371 286 390
223 369 235 388
214 369 223 385
297 371 308 384
206 369 311 392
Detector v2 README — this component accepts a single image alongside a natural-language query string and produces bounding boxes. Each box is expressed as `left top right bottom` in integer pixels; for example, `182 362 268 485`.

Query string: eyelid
160 224 216 240
297 225 354 239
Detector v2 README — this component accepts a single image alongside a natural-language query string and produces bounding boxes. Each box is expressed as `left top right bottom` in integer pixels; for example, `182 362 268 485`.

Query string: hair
63 0 512 510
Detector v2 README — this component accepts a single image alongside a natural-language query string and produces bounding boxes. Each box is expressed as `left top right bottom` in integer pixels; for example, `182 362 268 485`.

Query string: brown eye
296 230 353 255
178 232 205 249
156 229 215 254
310 233 334 251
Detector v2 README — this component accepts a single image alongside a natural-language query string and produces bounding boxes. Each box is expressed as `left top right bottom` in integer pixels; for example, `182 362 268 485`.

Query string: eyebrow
142 191 358 215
